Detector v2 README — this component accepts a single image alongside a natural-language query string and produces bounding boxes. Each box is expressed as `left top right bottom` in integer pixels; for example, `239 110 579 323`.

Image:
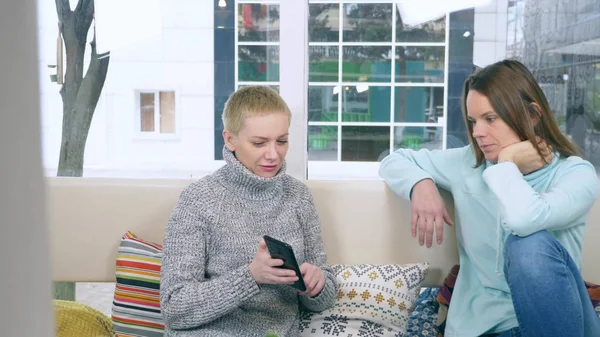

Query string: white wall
37 0 221 179
473 0 508 67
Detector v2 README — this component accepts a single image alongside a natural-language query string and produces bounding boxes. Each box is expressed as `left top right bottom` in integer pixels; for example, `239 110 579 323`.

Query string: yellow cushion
54 300 114 337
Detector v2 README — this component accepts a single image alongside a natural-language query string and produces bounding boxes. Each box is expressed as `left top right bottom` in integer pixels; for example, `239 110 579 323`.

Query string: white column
279 0 309 180
0 1 54 336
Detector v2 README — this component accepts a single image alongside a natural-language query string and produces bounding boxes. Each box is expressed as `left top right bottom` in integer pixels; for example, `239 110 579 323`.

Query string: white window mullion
310 42 443 47
309 82 444 87
234 3 239 94
154 91 160 134
309 121 443 127
337 1 343 163
340 42 392 46
394 42 446 47
308 42 340 47
394 82 445 87
237 41 280 46
390 2 397 156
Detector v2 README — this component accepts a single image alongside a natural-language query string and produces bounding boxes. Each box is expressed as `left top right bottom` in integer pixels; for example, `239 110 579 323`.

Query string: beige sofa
46 177 600 287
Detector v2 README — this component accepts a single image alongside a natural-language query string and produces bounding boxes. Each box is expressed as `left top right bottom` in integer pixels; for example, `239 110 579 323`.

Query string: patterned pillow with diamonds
300 263 430 337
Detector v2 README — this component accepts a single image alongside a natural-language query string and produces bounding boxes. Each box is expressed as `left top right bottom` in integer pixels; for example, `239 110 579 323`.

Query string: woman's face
223 112 290 178
466 90 521 163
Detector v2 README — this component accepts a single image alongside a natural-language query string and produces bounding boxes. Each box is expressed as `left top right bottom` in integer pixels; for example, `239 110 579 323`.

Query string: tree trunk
57 36 109 176
55 0 109 177
53 0 110 300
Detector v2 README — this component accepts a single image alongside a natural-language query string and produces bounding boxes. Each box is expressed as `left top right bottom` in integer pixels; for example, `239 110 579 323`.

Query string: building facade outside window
506 0 600 169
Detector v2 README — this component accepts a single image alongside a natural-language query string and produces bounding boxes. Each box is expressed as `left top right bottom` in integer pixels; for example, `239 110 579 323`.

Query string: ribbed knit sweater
160 147 337 337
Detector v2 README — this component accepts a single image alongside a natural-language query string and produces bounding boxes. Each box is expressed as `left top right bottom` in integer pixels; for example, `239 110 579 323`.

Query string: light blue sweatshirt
379 145 599 336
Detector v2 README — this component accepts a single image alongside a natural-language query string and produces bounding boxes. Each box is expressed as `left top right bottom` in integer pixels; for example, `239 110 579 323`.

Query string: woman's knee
503 231 562 279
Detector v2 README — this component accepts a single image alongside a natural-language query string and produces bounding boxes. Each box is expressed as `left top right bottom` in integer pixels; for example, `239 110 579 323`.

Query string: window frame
133 89 181 141
304 1 450 180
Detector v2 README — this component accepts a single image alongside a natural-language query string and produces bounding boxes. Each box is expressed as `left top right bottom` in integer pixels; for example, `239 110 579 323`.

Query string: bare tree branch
74 0 95 43
75 0 94 27
74 0 89 14
77 29 110 113
55 0 71 21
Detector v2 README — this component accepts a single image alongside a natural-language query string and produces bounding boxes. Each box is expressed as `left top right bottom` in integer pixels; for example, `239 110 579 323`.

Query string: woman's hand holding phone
249 239 299 285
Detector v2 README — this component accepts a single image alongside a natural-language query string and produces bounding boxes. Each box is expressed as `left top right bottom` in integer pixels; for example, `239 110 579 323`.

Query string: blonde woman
160 86 337 337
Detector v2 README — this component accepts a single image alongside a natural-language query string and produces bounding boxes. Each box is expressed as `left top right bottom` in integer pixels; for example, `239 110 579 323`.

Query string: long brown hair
462 59 581 167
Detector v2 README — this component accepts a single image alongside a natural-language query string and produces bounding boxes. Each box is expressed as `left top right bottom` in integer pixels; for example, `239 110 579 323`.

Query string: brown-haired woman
379 59 600 336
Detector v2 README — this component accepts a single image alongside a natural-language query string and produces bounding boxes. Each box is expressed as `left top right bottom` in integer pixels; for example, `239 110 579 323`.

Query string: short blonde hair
222 86 292 134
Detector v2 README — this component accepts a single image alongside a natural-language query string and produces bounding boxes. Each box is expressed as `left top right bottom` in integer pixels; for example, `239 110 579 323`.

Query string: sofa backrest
46 177 600 286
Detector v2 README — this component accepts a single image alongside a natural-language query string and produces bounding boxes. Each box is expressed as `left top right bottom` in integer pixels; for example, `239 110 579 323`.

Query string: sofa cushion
55 299 114 337
405 287 439 337
300 263 430 337
111 232 165 337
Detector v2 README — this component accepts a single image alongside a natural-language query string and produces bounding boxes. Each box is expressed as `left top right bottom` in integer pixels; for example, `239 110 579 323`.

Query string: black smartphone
263 235 306 292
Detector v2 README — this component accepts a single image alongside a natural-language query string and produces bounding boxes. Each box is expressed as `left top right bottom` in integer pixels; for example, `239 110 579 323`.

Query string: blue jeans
495 231 600 337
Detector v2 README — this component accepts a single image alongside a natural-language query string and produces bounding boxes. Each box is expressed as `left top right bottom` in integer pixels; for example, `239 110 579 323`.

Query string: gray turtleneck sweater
160 147 337 337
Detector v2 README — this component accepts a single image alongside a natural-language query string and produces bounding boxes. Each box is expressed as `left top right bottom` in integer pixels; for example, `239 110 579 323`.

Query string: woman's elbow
160 289 196 330
162 311 186 331
161 302 204 331
160 294 181 329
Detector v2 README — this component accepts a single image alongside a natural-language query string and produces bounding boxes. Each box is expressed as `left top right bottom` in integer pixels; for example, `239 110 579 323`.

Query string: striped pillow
112 231 165 337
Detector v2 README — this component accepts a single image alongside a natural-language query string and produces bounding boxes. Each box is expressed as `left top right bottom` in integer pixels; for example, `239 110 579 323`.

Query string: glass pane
308 126 338 161
159 91 176 133
238 46 279 82
309 46 339 82
238 4 280 42
396 14 445 42
394 126 443 151
309 4 339 42
341 126 390 162
343 46 392 82
343 3 393 42
342 85 390 122
395 46 445 83
308 86 338 122
140 93 155 132
395 86 444 122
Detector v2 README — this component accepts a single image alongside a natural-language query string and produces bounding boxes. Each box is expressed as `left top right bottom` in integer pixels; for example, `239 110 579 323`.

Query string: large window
38 0 600 182
306 2 448 179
